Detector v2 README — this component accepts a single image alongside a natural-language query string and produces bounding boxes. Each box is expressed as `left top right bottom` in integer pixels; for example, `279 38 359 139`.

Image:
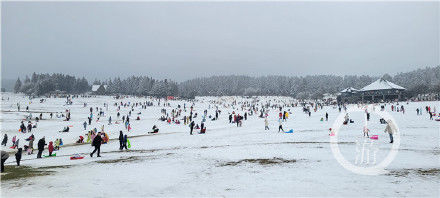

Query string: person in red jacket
48 141 54 156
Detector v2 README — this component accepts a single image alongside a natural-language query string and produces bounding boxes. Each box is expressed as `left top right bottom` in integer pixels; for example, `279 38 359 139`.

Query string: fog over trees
13 66 440 99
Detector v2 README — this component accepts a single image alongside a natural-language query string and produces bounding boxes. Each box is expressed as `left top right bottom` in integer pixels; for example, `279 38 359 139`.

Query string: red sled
70 156 84 160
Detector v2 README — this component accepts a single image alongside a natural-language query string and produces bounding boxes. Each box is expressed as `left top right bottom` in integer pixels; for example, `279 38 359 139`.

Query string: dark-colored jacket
38 138 46 150
15 148 22 160
119 132 124 142
1 134 7 144
93 135 103 147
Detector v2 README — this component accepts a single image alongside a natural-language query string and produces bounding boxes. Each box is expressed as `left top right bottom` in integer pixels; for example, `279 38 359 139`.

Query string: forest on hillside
12 66 440 99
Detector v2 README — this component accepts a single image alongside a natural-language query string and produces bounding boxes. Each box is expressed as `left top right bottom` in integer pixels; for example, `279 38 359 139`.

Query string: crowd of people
1 95 438 173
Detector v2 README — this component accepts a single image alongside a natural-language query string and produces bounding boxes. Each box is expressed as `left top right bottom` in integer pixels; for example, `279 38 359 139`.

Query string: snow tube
370 135 378 140
285 129 294 133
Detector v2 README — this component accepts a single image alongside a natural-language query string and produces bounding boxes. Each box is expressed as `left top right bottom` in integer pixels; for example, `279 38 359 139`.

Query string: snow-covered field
1 92 439 197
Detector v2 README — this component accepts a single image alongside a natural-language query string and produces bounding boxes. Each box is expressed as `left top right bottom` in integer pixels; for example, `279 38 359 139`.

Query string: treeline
14 73 90 95
178 66 440 99
392 66 440 96
98 76 178 98
13 66 440 99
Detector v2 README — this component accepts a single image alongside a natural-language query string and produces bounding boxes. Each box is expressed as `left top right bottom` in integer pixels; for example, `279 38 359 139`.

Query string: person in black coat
37 137 46 158
90 132 102 157
123 135 128 150
189 121 195 135
118 131 124 150
15 148 22 166
1 134 7 146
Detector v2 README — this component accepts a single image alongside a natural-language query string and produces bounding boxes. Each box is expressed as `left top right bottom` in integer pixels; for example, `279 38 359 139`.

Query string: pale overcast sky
2 1 439 82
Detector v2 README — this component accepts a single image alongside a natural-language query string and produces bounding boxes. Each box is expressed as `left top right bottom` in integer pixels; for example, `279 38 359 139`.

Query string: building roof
340 87 359 93
91 85 107 92
360 79 405 91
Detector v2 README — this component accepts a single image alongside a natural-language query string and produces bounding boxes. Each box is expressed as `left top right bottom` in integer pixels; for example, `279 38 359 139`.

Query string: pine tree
14 77 22 93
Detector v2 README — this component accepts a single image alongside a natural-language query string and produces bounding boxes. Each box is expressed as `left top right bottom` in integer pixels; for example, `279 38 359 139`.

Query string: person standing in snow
119 131 124 150
15 148 22 166
325 112 329 121
37 137 46 158
1 134 7 146
123 135 128 150
384 120 394 143
13 139 19 149
189 121 195 135
28 138 34 154
90 132 102 157
278 119 284 132
83 121 87 130
48 141 54 156
363 126 370 138
264 118 269 130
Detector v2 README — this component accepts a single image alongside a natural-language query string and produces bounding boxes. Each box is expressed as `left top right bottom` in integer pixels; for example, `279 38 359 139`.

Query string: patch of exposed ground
219 157 298 167
1 165 54 182
386 168 440 178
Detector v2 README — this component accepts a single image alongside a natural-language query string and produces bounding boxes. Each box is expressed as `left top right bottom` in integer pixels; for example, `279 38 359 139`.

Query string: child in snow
363 126 370 138
278 119 284 132
264 118 269 130
11 136 16 148
76 136 84 144
48 141 54 156
54 139 60 150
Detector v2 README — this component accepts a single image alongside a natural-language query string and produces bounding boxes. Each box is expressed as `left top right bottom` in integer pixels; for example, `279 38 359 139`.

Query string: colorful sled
285 129 294 133
70 154 84 160
370 135 378 140
43 153 57 157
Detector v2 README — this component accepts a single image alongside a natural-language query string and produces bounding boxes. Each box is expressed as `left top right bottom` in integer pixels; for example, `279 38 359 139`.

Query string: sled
70 156 84 160
68 125 73 127
329 133 335 136
370 135 378 140
285 129 294 133
43 153 57 157
435 119 440 121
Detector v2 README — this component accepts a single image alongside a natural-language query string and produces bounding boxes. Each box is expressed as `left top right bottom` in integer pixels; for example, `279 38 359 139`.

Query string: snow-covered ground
1 92 439 197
